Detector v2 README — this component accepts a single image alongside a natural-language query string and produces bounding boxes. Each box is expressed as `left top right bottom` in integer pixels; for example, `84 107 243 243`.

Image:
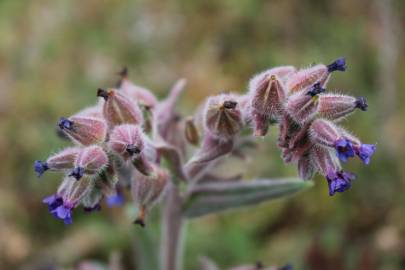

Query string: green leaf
182 178 312 218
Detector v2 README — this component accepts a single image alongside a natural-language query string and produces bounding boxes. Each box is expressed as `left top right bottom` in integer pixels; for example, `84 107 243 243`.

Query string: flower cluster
35 58 375 224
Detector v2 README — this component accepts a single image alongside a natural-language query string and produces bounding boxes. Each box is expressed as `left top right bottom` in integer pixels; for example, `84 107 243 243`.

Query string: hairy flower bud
69 145 108 180
131 167 169 227
58 116 107 145
249 74 286 136
318 94 367 121
97 88 143 127
298 155 316 180
34 147 81 177
118 68 158 109
286 83 325 124
204 94 242 140
185 116 200 146
108 124 145 161
287 57 346 93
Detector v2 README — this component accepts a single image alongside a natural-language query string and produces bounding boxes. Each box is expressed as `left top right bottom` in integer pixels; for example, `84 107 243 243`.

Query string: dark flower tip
334 138 355 162
279 264 293 270
356 144 376 165
134 218 146 227
355 97 368 111
306 82 326 97
84 204 101 213
97 88 109 100
69 167 85 180
126 144 141 156
118 67 128 78
34 160 49 177
58 117 73 130
223 100 238 109
327 57 346 72
327 170 356 196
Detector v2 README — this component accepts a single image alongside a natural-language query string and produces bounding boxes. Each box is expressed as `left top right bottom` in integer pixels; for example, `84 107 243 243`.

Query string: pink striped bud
204 94 242 140
318 94 367 121
287 58 346 93
70 145 108 180
108 124 145 161
58 116 107 146
249 74 286 136
249 66 296 87
298 155 316 180
286 83 325 124
309 145 340 176
97 88 143 127
34 147 81 177
131 167 169 227
309 119 341 147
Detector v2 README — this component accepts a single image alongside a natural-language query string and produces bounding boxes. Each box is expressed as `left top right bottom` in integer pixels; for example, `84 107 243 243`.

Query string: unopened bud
298 155 316 180
204 94 243 140
58 116 107 145
131 167 169 227
309 119 341 147
71 145 108 180
185 116 200 145
98 88 144 127
318 94 365 121
108 124 145 161
249 74 286 136
34 147 81 177
309 145 340 176
286 83 323 124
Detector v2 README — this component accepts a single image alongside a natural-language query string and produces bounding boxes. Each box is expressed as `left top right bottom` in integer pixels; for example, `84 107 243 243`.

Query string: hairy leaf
183 178 312 218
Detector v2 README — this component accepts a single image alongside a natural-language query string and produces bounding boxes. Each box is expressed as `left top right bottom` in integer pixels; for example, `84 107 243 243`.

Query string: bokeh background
0 0 404 269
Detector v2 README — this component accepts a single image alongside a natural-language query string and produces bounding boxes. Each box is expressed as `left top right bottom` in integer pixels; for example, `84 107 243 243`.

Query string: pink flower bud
58 116 107 146
249 74 286 136
97 88 143 127
34 147 81 177
286 83 324 124
298 155 316 180
318 94 366 121
204 94 243 140
309 145 340 176
108 124 145 161
309 119 341 147
70 145 108 180
131 167 169 227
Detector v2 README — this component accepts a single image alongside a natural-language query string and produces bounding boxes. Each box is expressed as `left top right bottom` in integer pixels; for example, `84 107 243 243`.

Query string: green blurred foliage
0 0 404 269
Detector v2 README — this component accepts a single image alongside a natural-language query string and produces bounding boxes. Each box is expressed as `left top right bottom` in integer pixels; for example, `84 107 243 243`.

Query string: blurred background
0 0 404 269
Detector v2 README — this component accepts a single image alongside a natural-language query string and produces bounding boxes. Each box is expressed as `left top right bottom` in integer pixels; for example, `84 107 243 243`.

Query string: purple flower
58 117 74 130
326 170 356 196
356 144 376 165
334 138 355 162
34 160 49 177
43 195 73 224
355 97 368 111
306 82 325 97
327 57 346 72
106 193 124 207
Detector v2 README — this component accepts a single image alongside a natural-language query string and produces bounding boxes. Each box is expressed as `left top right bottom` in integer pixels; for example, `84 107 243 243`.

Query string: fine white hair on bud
108 124 145 161
57 116 107 146
318 94 364 121
70 145 109 180
204 93 243 140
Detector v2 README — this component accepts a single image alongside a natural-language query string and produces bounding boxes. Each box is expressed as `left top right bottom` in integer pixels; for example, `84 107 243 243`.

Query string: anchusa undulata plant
34 58 375 270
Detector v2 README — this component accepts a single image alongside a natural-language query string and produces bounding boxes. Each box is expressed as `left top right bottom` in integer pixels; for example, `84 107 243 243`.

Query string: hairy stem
161 182 185 270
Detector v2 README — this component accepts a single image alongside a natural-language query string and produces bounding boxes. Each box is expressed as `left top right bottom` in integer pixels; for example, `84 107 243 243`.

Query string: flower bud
298 155 316 180
310 145 340 176
185 116 200 146
131 167 169 227
249 74 286 136
108 124 145 161
70 145 108 180
318 94 367 121
58 116 107 145
118 69 158 109
204 94 243 140
249 66 296 87
34 147 81 177
287 57 346 93
97 88 143 127
286 83 324 124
